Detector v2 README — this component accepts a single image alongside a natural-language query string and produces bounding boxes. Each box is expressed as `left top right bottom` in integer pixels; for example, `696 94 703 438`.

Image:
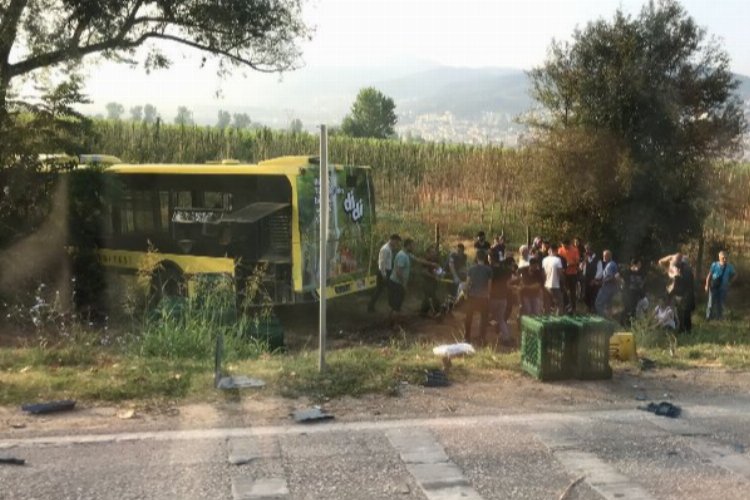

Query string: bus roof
105 156 370 175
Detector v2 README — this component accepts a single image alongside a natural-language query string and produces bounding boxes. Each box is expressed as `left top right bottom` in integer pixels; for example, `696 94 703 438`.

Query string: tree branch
0 0 28 67
140 32 278 72
8 0 147 77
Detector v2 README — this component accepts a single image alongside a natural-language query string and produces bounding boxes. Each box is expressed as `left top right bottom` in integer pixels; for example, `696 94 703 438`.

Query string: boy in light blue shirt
704 251 737 320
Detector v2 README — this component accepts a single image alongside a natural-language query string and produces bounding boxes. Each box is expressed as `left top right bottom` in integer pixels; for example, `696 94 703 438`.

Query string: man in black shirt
621 257 646 326
474 231 491 261
581 243 603 313
490 234 506 264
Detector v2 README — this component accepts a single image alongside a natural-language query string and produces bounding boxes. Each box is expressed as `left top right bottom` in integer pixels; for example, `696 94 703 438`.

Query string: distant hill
379 67 532 119
83 63 750 145
381 67 750 122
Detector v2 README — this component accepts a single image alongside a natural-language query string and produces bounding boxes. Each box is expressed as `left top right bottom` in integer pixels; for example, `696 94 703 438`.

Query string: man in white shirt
542 245 564 315
367 234 401 312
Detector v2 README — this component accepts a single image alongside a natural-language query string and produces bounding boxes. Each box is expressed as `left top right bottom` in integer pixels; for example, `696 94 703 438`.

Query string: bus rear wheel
149 261 186 308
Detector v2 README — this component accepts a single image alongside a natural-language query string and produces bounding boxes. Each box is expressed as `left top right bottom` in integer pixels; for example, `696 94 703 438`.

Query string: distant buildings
396 111 522 146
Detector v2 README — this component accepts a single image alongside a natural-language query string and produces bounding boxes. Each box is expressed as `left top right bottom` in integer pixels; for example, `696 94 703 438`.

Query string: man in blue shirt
389 238 414 323
464 251 492 344
704 251 737 320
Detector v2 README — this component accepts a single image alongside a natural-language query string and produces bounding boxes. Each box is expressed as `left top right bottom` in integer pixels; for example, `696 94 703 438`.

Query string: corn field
89 120 750 253
89 120 536 241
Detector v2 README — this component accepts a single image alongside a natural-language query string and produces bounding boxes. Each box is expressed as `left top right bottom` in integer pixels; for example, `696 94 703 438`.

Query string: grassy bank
1 283 748 406
634 316 750 370
2 315 749 406
0 338 520 406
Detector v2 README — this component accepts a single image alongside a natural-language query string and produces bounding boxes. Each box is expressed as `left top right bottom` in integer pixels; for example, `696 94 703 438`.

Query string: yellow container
609 332 636 361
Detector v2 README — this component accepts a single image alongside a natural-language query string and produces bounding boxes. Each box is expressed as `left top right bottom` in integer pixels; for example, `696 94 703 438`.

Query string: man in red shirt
558 239 580 313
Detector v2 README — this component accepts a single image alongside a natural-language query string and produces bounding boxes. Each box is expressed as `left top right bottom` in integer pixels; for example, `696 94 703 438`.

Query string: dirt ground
3 363 750 439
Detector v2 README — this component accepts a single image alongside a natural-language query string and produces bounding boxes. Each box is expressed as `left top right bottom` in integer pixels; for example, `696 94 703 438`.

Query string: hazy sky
80 0 750 116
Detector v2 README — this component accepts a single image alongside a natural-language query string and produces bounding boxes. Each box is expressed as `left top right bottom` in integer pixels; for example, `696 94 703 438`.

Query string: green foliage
635 313 750 369
527 0 746 260
131 275 273 361
0 76 94 248
341 87 398 139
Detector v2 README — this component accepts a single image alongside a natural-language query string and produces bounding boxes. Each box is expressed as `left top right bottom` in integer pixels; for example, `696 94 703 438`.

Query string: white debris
432 343 476 358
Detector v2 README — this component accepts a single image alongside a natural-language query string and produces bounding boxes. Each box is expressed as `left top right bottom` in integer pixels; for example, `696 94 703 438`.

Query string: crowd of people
368 232 738 344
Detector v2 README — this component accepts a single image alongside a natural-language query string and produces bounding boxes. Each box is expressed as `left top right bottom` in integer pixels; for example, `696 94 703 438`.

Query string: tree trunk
0 73 11 162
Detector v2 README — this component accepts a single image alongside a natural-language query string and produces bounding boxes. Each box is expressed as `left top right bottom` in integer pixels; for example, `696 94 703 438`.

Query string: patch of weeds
0 350 211 405
129 273 273 361
634 314 750 370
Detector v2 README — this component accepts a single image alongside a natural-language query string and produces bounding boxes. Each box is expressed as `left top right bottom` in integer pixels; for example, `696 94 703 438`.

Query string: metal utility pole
318 125 328 372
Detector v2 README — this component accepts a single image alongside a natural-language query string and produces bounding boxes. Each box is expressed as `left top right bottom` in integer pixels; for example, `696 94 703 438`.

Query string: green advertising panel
297 165 375 290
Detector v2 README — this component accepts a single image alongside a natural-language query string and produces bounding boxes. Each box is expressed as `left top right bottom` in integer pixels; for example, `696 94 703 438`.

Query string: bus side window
174 191 192 208
133 191 155 232
159 191 169 231
204 191 232 210
99 199 114 237
120 193 135 234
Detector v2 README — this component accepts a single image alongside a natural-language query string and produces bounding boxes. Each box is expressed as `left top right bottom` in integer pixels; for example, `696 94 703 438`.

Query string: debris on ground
217 375 266 390
432 342 476 358
638 401 681 418
639 357 656 371
433 342 476 371
0 455 26 466
423 369 450 387
21 400 76 415
8 422 26 429
559 475 585 500
116 409 136 420
291 406 334 423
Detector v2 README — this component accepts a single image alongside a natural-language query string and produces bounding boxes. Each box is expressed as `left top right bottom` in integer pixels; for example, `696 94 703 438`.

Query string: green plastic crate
565 315 615 380
520 316 578 381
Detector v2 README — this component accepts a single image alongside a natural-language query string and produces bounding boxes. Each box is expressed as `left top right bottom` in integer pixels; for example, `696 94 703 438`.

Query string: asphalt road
2 403 750 500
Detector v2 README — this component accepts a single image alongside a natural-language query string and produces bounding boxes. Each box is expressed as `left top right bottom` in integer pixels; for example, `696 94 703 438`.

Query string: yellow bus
81 155 377 305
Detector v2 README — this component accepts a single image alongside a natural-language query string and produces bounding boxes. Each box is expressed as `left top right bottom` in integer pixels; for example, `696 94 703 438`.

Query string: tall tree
527 0 745 259
217 110 231 129
341 87 397 139
0 1 309 123
232 113 251 129
105 102 125 121
174 106 193 126
289 118 303 134
130 105 143 122
142 104 158 124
